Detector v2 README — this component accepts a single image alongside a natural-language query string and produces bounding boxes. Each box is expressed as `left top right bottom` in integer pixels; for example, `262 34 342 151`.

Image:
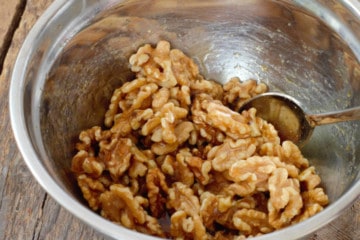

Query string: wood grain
0 0 24 72
0 0 104 239
0 0 359 240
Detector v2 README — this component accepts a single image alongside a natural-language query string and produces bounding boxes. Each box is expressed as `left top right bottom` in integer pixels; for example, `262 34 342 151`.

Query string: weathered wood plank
311 197 360 240
0 0 24 71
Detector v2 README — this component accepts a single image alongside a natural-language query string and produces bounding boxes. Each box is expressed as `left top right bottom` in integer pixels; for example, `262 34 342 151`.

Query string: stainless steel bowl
9 0 360 239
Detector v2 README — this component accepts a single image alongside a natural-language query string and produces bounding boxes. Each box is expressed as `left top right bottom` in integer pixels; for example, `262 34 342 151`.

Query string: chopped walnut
75 126 112 153
152 87 170 109
171 150 196 186
103 138 133 180
190 78 224 100
268 168 303 229
260 141 309 169
167 184 208 239
72 150 104 177
72 41 328 239
208 138 257 172
186 155 212 185
293 188 329 223
298 166 321 190
281 141 310 168
129 41 177 88
99 184 165 237
99 184 146 226
192 96 255 140
233 209 273 235
170 210 208 240
170 49 201 86
77 174 106 211
267 156 299 178
146 168 169 218
228 156 277 194
199 192 219 229
104 87 123 127
223 77 268 111
167 182 200 216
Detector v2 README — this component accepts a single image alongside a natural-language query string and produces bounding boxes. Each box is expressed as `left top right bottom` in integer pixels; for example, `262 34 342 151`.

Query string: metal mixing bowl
9 0 360 239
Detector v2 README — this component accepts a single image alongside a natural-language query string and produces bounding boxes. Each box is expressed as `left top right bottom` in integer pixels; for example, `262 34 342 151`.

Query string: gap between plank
0 0 27 74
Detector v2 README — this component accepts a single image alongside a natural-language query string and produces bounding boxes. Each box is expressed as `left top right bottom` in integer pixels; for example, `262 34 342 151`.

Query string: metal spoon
240 92 360 147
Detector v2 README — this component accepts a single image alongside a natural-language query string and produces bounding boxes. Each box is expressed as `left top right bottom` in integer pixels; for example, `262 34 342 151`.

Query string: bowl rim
9 0 360 239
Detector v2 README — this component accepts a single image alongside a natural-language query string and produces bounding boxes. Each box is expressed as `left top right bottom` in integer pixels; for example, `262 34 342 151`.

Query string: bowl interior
20 0 360 238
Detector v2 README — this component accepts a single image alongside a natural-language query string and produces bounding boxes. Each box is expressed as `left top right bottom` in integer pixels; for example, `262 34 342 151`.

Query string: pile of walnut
71 41 329 239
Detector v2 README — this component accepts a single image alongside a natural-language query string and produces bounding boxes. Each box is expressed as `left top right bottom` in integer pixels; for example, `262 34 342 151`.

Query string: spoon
240 92 360 147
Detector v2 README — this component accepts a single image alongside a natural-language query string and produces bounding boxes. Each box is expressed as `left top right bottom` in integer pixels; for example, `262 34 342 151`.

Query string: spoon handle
307 106 360 127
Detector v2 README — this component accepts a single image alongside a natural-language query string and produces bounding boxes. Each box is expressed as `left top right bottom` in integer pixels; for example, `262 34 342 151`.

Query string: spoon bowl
241 92 360 147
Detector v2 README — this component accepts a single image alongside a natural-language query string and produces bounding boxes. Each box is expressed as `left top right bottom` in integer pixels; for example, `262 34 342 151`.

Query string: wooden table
0 1 359 239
